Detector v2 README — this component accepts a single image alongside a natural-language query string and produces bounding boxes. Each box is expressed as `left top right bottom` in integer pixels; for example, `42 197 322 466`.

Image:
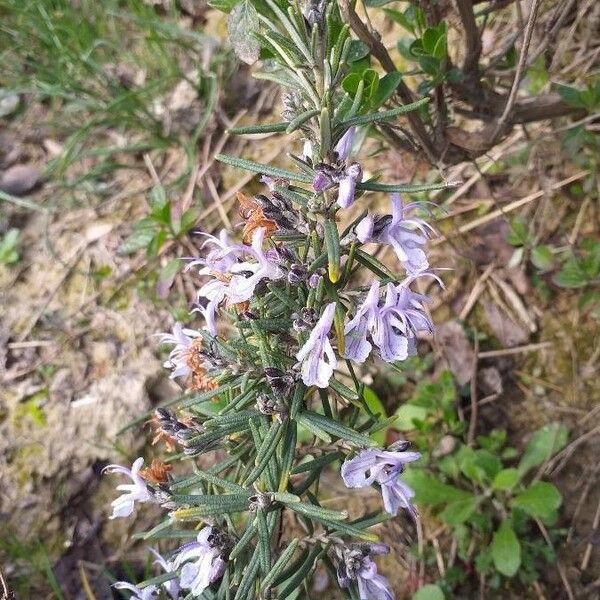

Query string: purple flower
343 278 434 364
148 548 180 599
343 282 380 363
336 543 394 600
335 127 355 161
355 213 374 243
226 227 284 303
337 162 363 209
378 194 435 274
157 323 199 379
313 169 331 193
372 281 433 362
296 302 337 388
103 457 155 519
174 527 227 596
113 582 158 600
341 446 421 517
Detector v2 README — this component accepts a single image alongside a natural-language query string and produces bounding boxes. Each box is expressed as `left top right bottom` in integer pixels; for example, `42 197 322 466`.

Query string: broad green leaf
118 224 156 255
228 0 260 64
492 522 521 577
531 245 554 271
371 72 403 109
412 584 445 600
518 423 568 475
553 259 589 288
492 468 521 491
512 482 562 519
347 40 370 62
394 403 428 431
439 495 479 525
402 470 469 506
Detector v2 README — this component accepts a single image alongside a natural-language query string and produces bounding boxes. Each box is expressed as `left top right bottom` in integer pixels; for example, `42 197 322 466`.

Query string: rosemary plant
105 1 449 598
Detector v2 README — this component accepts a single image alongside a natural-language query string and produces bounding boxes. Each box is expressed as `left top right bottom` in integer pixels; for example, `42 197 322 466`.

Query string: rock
0 91 19 118
437 320 475 385
0 164 42 196
482 300 529 347
478 366 503 396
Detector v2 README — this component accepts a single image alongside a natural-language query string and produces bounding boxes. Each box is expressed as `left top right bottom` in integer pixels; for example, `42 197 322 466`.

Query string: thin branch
338 0 439 162
491 0 542 140
455 0 482 76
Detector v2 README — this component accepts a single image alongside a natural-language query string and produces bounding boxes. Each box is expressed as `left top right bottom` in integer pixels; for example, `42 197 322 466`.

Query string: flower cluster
101 4 449 595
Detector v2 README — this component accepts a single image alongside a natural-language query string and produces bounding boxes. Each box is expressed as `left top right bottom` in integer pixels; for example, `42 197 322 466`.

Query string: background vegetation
0 0 598 598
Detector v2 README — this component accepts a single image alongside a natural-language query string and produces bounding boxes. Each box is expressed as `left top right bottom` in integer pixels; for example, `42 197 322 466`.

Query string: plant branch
491 0 542 140
338 0 439 162
454 0 482 77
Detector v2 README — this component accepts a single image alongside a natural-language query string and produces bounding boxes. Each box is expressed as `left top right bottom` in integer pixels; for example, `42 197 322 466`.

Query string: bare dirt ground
1 3 599 599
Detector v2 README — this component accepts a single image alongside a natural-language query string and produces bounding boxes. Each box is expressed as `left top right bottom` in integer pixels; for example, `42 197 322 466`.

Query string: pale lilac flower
355 213 374 243
377 194 434 274
186 230 244 276
343 278 435 364
226 227 285 303
337 162 363 209
157 323 199 378
195 279 228 336
260 174 276 190
343 282 380 363
341 446 420 517
113 582 158 600
371 281 434 362
303 139 314 161
296 302 337 388
308 273 321 288
103 457 155 519
174 527 227 597
336 543 394 600
149 547 180 599
335 127 355 161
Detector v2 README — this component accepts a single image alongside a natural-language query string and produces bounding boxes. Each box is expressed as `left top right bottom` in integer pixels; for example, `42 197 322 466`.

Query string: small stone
0 164 42 196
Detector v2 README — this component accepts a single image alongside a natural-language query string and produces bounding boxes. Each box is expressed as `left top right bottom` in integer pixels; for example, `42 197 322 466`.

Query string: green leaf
229 122 289 134
244 422 286 485
342 97 430 127
208 0 238 12
356 179 450 193
492 522 521 577
371 72 403 109
402 470 469 506
531 245 554 271
228 0 260 64
261 539 300 591
362 387 387 444
215 153 311 183
346 40 370 62
324 218 341 283
299 410 374 447
439 495 479 526
552 259 589 288
412 584 445 600
512 482 562 519
555 84 587 108
394 403 428 431
118 224 156 255
518 423 568 475
492 468 521 491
